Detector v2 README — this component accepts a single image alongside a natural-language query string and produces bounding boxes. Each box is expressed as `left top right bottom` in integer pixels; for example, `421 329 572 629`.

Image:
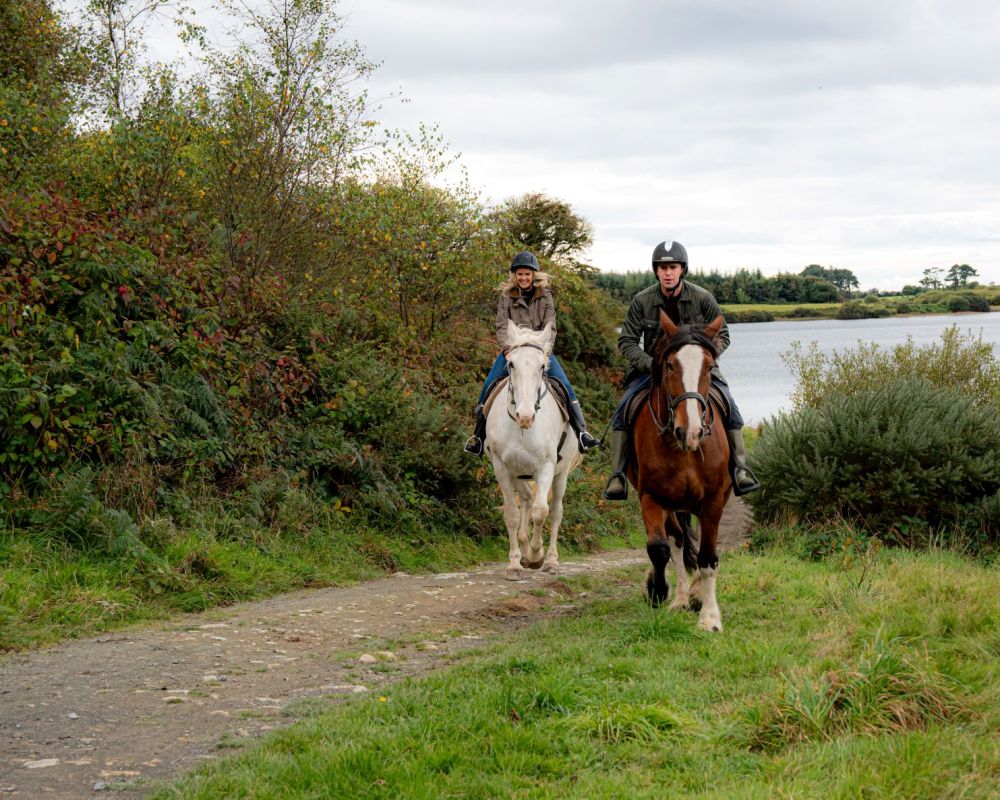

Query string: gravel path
0 497 750 798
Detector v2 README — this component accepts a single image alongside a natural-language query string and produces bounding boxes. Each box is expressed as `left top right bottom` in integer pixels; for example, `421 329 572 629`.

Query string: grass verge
151 544 1000 799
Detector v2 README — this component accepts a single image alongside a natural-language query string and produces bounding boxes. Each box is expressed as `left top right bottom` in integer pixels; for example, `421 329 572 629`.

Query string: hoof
506 568 525 581
645 572 669 608
541 562 559 575
669 597 690 611
697 614 723 632
520 556 544 570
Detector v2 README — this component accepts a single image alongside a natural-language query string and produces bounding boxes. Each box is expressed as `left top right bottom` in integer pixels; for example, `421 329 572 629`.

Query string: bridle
648 349 716 442
505 342 550 421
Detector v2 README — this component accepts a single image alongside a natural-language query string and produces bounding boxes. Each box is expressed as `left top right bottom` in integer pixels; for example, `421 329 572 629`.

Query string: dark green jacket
618 280 730 381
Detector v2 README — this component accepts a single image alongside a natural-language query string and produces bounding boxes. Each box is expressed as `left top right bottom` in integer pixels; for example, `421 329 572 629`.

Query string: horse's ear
705 315 724 341
659 309 679 338
542 322 556 354
507 318 519 343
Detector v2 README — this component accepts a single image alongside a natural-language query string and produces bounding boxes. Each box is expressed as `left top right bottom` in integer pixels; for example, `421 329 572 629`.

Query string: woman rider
464 251 600 455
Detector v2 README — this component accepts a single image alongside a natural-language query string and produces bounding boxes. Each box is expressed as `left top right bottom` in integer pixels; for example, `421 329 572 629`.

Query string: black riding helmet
651 240 688 276
510 251 540 272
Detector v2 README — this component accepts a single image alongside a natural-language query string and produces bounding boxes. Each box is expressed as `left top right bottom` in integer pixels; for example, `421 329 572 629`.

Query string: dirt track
0 497 750 798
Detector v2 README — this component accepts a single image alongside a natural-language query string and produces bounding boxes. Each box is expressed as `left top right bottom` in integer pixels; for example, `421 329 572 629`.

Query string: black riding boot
463 405 487 456
727 429 761 495
602 430 630 500
568 400 600 452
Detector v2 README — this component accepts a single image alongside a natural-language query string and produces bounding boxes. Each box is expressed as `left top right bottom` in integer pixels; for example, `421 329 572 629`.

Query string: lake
722 313 1000 425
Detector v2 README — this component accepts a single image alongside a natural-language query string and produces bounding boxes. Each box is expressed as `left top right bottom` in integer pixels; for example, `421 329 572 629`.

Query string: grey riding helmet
651 240 688 275
510 251 540 272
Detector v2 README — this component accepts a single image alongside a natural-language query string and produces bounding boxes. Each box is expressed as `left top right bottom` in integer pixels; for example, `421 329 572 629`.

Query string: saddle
624 383 730 431
483 377 571 422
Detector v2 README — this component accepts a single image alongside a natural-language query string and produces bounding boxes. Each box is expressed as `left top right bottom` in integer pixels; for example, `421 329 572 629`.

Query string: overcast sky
141 0 1000 289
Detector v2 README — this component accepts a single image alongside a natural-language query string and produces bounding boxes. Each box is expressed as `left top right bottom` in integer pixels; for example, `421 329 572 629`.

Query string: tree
495 192 593 264
801 264 858 296
195 0 379 280
946 263 978 289
0 0 83 185
920 267 944 290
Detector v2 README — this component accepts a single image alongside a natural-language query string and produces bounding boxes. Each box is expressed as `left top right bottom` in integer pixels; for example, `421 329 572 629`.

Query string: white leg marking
696 566 722 632
668 537 691 609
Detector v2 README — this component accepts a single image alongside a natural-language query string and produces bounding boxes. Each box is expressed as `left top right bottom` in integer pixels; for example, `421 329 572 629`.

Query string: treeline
0 0 620 546
592 264 857 305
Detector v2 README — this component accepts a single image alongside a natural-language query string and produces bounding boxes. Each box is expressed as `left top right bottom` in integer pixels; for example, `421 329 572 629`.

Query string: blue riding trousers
477 354 579 405
612 372 744 432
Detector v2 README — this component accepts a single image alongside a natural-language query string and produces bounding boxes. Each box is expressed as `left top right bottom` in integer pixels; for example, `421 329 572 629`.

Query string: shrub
747 378 1000 546
727 309 775 323
836 301 890 320
782 326 1000 411
947 295 971 312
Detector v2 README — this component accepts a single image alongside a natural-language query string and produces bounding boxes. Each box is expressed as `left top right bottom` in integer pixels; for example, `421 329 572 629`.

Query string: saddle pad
483 377 570 422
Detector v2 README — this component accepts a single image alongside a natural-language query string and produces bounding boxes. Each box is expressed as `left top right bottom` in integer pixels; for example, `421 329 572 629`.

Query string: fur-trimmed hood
501 271 552 296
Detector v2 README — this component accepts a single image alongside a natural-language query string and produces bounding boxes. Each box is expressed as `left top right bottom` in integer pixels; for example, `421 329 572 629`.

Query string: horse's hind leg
640 494 670 606
665 512 693 610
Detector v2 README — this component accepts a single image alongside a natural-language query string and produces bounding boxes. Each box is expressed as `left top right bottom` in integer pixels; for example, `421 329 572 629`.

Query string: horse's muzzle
516 412 535 429
675 425 703 451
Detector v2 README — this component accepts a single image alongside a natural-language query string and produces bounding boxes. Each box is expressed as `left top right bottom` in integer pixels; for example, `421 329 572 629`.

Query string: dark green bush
836 301 890 320
747 378 1000 549
727 310 775 323
947 295 971 312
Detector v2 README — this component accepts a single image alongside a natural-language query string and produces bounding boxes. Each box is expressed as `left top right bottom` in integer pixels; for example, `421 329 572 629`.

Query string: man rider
603 240 761 500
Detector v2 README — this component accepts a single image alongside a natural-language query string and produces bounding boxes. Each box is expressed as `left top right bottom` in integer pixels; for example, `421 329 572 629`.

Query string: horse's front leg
666 512 693 610
540 464 571 574
523 463 554 570
689 496 726 631
640 493 670 606
492 463 526 580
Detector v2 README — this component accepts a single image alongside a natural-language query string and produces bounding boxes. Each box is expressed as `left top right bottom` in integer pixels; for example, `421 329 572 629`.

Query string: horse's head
505 320 554 429
652 312 724 451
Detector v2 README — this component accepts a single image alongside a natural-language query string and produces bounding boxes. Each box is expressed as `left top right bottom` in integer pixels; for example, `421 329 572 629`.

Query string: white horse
485 321 581 580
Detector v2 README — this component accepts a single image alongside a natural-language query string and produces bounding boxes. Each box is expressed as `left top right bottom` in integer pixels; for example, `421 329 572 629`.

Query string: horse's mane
652 322 719 369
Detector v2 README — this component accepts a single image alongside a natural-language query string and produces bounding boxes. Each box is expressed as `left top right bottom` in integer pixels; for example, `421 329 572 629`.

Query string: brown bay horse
627 312 732 631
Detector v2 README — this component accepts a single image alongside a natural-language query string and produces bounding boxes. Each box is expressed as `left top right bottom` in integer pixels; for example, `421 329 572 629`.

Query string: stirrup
578 431 600 452
732 467 761 496
603 473 628 501
463 436 484 456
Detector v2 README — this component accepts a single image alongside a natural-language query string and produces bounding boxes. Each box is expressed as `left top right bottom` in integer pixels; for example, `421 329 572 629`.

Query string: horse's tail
676 512 699 572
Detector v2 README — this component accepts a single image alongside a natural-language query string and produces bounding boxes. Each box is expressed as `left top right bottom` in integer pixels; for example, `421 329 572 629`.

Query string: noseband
506 342 550 420
649 386 714 440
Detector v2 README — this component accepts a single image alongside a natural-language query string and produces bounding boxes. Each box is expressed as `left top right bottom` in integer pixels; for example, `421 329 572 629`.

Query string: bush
726 309 775 323
836 301 890 320
947 295 971 312
747 378 1000 547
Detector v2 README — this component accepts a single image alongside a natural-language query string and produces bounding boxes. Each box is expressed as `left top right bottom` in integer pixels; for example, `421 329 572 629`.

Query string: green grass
151 545 1000 799
0 462 642 652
